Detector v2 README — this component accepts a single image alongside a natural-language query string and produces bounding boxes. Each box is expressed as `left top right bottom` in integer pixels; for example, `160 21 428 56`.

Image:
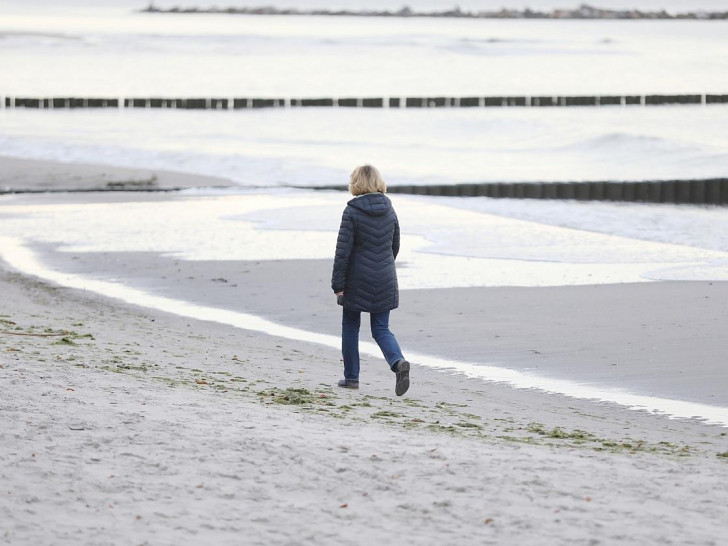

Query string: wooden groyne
3 94 728 110
140 4 728 20
312 178 728 205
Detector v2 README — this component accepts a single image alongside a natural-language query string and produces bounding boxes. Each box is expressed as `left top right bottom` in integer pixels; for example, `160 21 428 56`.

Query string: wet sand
0 155 233 193
32 247 728 407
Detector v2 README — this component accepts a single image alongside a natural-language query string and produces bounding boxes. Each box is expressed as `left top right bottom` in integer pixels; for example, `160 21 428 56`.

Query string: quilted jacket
331 192 400 312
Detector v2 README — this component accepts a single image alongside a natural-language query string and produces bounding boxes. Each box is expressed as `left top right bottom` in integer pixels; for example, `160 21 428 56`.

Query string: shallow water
2 191 726 287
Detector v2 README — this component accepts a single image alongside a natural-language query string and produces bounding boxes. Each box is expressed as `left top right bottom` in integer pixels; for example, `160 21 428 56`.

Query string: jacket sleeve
392 213 400 260
331 207 355 293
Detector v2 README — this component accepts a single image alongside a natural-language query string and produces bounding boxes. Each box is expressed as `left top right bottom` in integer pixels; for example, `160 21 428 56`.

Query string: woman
331 165 410 396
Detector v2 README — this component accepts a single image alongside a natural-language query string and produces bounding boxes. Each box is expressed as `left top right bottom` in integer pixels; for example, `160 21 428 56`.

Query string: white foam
1 235 727 427
2 193 722 289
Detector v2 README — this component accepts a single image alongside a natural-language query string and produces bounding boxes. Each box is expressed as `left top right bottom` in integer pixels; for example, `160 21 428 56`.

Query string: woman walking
331 165 410 396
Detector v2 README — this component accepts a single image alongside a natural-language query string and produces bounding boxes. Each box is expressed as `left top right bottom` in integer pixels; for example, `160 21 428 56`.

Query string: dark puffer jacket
331 193 400 313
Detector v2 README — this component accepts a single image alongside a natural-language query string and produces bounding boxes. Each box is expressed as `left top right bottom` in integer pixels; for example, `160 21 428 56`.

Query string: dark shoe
393 360 410 396
337 379 359 389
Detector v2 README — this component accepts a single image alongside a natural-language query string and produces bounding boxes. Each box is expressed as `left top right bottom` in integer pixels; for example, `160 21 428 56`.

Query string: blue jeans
342 308 404 381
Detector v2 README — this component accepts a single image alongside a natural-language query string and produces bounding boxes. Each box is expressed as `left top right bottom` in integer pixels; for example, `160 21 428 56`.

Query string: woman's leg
342 308 361 380
370 311 405 370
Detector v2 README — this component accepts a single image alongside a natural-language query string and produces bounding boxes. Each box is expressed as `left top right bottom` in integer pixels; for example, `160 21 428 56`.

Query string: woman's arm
331 207 355 294
392 213 400 260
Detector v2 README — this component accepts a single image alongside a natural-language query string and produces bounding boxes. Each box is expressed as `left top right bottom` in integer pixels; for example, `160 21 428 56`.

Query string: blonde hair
349 165 386 196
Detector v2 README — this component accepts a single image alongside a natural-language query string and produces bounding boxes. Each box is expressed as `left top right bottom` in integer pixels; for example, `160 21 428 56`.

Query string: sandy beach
2 157 728 545
0 155 233 193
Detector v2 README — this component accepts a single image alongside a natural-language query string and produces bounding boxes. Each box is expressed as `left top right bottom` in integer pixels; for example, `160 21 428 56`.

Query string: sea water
1 1 727 184
1 107 728 186
2 5 728 97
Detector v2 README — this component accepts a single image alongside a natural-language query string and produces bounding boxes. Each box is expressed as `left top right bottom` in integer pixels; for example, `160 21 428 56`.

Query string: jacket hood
347 192 392 216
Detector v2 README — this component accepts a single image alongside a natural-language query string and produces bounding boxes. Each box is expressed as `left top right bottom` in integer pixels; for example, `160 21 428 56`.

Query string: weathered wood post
362 98 383 107
675 181 691 203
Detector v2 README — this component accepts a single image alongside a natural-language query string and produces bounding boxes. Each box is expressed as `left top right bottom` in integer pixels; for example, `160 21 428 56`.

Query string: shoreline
3 238 728 424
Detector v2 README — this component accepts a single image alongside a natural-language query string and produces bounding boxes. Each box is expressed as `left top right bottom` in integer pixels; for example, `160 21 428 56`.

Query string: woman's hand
335 292 344 296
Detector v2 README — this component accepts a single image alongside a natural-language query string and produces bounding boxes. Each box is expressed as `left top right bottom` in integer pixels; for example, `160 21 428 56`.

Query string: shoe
337 379 359 389
393 360 410 396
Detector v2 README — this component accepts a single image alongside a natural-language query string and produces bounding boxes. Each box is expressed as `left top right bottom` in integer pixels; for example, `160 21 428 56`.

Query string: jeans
342 308 404 381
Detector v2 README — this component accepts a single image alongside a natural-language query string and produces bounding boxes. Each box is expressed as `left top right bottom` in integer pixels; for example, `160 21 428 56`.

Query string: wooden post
635 182 650 202
543 184 557 199
661 181 676 203
706 179 722 204
605 182 623 201
525 183 544 199
599 96 621 106
648 182 662 203
622 182 636 201
721 179 728 204
690 180 707 204
675 181 691 203
459 184 476 197
458 97 479 107
575 183 591 201
591 182 605 200
362 98 383 108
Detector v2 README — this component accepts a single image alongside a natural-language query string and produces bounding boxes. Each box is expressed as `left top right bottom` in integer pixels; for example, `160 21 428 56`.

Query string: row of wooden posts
315 178 728 205
3 94 728 110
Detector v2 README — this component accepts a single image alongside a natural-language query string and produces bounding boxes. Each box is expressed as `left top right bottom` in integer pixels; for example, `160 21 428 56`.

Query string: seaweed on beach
370 410 403 419
0 323 95 342
527 422 595 441
525 422 696 456
260 387 336 407
455 421 483 430
51 320 711 461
